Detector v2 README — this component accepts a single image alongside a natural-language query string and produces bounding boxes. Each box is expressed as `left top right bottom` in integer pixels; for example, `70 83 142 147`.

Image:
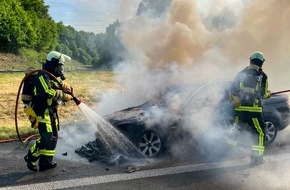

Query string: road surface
1 127 290 190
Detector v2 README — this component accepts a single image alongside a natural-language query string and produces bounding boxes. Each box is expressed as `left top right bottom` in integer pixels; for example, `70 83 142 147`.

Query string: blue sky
44 0 141 34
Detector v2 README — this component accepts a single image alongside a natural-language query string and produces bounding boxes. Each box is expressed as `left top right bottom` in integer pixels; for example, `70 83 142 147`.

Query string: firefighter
228 51 271 165
23 51 73 172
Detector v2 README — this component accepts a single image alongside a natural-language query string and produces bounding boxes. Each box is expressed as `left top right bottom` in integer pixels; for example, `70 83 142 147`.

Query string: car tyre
264 121 277 146
136 130 165 157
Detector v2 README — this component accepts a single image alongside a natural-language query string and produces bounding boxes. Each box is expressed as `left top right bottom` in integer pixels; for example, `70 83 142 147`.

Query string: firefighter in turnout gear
23 51 73 172
228 51 271 165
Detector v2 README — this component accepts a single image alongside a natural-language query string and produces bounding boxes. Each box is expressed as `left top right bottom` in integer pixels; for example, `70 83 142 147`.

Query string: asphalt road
1 126 290 190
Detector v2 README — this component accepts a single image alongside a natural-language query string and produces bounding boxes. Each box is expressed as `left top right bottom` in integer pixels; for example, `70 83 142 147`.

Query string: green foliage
92 21 127 69
0 0 36 52
57 22 101 66
19 48 46 67
0 0 159 69
0 0 57 53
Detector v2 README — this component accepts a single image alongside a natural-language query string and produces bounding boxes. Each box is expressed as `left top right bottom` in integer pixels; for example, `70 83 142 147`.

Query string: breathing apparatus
44 51 71 80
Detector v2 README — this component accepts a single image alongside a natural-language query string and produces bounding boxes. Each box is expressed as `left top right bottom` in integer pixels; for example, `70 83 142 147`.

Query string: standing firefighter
228 51 271 165
23 51 73 172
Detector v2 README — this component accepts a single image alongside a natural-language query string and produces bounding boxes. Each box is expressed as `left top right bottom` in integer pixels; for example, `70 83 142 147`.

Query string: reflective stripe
235 106 262 112
30 137 56 157
38 110 52 132
39 75 55 97
252 118 265 156
21 94 32 101
32 149 55 157
264 78 270 98
225 116 239 146
31 138 41 157
243 87 255 93
40 149 55 157
225 136 238 146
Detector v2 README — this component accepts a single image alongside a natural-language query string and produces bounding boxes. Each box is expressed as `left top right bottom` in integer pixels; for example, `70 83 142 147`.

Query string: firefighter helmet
249 51 265 62
46 51 66 65
44 51 70 79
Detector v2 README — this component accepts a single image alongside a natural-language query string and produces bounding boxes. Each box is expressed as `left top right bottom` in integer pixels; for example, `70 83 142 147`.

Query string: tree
92 21 127 69
0 0 36 52
20 0 58 51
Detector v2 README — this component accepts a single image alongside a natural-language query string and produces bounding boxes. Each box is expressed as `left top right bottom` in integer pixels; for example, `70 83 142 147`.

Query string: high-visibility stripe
264 79 270 98
224 136 238 146
38 75 55 96
21 94 32 101
31 149 55 157
40 149 55 156
252 118 265 156
235 106 262 112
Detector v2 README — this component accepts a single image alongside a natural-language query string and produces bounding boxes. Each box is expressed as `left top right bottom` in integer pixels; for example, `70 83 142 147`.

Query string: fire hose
270 90 290 96
11 69 81 144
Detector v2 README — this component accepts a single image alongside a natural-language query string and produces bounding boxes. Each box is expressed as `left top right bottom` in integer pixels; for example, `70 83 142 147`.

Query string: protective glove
62 93 73 102
24 106 38 129
229 94 241 107
267 90 272 98
61 82 72 94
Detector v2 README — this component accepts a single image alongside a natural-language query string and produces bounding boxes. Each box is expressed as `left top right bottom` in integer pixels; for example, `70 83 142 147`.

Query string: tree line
0 0 126 69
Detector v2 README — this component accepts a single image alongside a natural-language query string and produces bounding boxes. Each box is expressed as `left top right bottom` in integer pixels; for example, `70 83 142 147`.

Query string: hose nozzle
73 96 81 106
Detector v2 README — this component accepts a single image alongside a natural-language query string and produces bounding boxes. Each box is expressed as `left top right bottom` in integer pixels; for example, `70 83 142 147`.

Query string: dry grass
0 70 118 140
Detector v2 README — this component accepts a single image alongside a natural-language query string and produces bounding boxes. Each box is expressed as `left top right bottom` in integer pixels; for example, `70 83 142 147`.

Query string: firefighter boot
39 162 57 172
24 153 38 172
39 156 57 172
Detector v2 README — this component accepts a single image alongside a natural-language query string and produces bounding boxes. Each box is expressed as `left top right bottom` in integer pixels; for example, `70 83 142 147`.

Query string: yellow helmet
249 51 265 62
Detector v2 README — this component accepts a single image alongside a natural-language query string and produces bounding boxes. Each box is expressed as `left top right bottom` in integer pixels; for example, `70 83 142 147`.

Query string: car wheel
137 131 164 157
264 121 277 145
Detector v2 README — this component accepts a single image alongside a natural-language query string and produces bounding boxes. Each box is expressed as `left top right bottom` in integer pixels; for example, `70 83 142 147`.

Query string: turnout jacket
32 71 61 128
230 64 270 111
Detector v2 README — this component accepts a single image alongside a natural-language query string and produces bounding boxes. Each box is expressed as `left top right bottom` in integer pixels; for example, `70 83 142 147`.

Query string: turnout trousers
227 110 265 157
26 108 59 167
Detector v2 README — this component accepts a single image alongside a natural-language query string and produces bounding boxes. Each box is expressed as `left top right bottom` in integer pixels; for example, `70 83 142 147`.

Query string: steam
59 0 290 185
93 0 290 167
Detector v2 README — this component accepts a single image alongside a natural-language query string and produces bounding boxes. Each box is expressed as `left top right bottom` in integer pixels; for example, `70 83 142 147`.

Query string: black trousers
230 111 265 157
27 109 58 167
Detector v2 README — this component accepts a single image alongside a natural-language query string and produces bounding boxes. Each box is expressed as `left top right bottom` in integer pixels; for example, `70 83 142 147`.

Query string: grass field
0 70 118 140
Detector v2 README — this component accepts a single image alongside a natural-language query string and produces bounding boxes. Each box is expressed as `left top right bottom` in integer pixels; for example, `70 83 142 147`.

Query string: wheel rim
138 132 162 157
264 121 276 144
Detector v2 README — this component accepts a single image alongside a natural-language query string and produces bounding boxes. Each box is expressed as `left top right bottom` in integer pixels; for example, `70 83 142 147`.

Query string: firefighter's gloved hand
61 82 71 94
62 93 73 102
229 94 241 107
267 90 272 98
24 106 38 129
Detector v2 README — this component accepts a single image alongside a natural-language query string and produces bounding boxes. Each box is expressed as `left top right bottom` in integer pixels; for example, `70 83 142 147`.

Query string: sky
44 0 142 34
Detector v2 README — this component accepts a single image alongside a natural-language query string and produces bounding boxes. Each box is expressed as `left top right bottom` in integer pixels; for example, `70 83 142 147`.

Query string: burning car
104 82 290 157
77 82 290 160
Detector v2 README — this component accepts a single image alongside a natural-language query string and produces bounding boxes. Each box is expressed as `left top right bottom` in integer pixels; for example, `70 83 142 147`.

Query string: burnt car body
104 82 290 158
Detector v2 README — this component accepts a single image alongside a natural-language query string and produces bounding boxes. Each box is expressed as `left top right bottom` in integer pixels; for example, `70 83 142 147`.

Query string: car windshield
141 81 231 116
161 81 231 112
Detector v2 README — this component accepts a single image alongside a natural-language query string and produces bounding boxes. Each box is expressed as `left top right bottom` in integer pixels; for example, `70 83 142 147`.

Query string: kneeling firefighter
22 51 73 172
227 51 271 165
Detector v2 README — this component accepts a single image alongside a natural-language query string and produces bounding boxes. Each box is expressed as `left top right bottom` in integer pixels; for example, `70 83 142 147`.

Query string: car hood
105 101 179 127
105 105 148 126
